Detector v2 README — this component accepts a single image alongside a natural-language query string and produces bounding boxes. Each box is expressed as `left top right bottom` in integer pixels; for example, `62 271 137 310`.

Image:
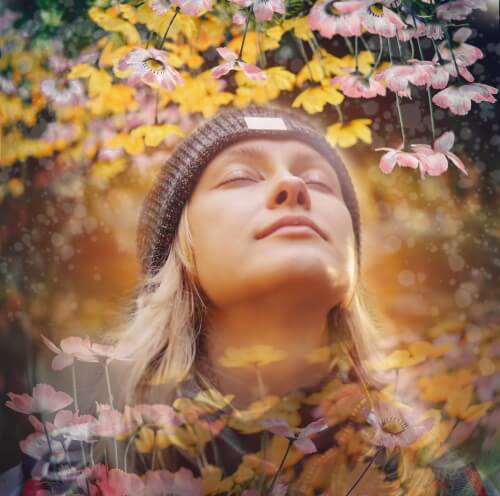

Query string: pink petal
433 130 455 153
293 437 317 454
52 353 74 371
40 334 61 354
216 47 238 62
446 151 468 176
263 417 294 437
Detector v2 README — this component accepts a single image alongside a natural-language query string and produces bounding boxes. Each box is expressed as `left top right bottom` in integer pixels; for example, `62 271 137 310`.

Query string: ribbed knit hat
137 104 362 279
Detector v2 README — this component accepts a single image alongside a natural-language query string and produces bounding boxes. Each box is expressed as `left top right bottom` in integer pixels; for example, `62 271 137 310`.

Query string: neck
202 291 337 409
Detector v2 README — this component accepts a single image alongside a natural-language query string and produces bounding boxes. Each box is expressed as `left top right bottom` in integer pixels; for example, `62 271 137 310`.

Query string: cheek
187 198 252 282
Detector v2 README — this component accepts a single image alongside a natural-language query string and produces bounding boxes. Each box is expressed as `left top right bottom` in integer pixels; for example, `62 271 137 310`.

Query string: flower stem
238 8 252 60
411 18 436 141
71 364 88 466
365 35 384 79
159 6 180 50
123 429 139 473
387 38 406 147
344 448 382 496
154 88 160 125
268 438 293 493
291 33 314 82
104 363 119 469
335 104 344 123
354 36 359 73
42 419 54 461
444 26 462 82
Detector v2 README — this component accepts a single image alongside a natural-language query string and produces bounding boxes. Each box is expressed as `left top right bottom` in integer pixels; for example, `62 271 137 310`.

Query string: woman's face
187 138 357 308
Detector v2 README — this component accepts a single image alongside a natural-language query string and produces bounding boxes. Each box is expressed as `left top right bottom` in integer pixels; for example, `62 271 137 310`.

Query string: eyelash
221 175 333 192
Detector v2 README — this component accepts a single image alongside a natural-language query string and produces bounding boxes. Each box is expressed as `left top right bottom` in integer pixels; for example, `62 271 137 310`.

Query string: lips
255 215 328 241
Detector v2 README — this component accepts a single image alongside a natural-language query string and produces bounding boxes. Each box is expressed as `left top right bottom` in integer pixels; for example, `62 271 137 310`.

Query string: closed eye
219 175 259 186
305 180 334 193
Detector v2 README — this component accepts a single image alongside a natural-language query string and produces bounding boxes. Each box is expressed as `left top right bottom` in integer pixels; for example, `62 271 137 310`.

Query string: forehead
207 138 338 176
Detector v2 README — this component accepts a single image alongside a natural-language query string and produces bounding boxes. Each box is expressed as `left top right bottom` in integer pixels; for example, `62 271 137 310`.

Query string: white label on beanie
244 116 287 131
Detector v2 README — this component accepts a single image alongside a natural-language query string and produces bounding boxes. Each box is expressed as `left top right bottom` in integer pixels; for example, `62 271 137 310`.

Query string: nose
267 174 311 210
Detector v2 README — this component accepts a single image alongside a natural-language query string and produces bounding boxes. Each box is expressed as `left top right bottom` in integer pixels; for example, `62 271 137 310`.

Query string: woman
3 104 497 495
109 103 496 495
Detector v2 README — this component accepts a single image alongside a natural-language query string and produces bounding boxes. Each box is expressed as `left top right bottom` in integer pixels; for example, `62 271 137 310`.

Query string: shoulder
431 457 499 496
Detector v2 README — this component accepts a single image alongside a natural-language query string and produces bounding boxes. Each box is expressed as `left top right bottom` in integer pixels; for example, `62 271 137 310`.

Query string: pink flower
0 75 16 94
144 468 203 495
211 47 266 81
436 0 487 22
374 58 473 97
0 9 20 32
230 0 285 22
133 403 185 429
96 469 145 496
263 417 329 454
171 0 212 16
334 0 406 38
411 131 468 178
40 78 86 106
432 83 498 116
151 0 170 15
375 147 420 174
364 400 435 449
332 71 386 98
308 0 363 38
434 27 484 67
243 482 288 496
41 334 98 370
396 14 426 42
92 403 136 438
117 48 184 91
6 384 73 415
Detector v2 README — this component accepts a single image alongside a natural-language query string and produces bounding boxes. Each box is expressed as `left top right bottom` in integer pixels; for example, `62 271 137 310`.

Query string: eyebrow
212 142 342 189
219 143 333 171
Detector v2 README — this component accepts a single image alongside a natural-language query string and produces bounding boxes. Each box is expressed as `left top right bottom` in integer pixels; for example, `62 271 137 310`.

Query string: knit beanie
137 104 362 279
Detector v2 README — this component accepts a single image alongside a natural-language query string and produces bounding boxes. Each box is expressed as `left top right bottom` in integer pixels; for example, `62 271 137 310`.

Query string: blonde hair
114 202 386 407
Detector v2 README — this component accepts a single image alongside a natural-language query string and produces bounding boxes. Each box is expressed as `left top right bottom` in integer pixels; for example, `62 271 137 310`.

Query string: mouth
255 215 328 241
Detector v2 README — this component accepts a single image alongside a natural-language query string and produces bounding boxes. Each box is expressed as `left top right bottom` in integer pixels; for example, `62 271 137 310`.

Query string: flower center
144 57 165 72
325 1 341 16
381 417 407 435
368 3 384 16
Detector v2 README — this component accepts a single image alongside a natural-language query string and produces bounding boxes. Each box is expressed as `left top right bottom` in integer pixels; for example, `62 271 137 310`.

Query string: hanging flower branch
0 0 497 201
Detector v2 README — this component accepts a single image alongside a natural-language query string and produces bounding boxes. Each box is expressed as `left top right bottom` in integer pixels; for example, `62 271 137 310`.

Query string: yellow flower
292 84 344 114
306 345 335 364
326 118 372 148
68 64 112 98
192 15 225 52
444 384 493 421
6 178 24 197
172 71 233 118
99 40 134 68
88 7 141 45
88 84 138 116
417 368 474 403
134 425 155 454
201 465 233 496
164 42 204 70
296 59 326 85
91 158 128 181
233 67 296 107
339 51 375 75
135 4 195 39
227 31 280 64
105 124 184 155
219 345 288 368
0 94 24 125
282 16 314 40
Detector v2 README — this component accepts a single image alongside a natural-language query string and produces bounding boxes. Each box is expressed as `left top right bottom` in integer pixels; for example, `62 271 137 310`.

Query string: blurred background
0 0 499 486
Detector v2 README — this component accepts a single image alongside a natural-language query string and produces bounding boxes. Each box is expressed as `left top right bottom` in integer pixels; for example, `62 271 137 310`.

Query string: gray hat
137 104 362 279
